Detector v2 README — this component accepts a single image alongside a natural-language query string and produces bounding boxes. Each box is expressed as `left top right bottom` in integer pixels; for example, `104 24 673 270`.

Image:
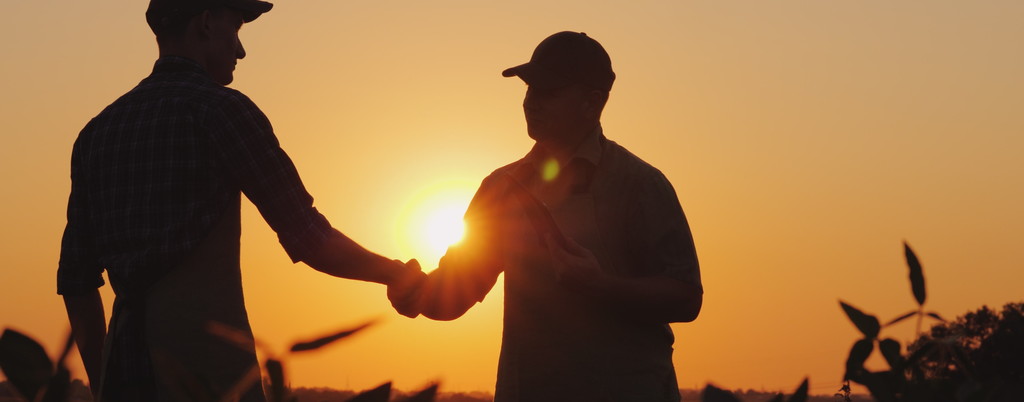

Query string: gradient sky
2 0 1022 396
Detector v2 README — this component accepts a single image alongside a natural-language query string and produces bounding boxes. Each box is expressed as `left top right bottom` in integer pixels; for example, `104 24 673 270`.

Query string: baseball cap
147 0 273 33
502 31 616 92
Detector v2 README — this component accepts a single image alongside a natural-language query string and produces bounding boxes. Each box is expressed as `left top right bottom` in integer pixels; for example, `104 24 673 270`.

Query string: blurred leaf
41 366 70 402
701 384 742 402
884 310 917 327
151 350 218 402
767 394 784 402
879 338 903 369
347 382 392 402
858 371 897 402
55 330 75 368
840 301 880 339
926 311 946 322
0 328 54 401
219 364 261 402
207 321 259 353
845 339 874 380
398 383 439 402
904 242 926 306
266 359 286 402
788 378 809 402
290 320 376 353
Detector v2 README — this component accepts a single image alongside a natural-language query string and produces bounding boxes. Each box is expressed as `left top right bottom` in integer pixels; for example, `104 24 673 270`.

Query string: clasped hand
386 259 426 318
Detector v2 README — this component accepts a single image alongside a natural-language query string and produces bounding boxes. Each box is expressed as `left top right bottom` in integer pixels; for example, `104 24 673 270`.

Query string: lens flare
541 158 560 182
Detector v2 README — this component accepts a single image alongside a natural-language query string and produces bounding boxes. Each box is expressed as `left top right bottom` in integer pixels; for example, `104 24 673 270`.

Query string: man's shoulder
602 138 669 183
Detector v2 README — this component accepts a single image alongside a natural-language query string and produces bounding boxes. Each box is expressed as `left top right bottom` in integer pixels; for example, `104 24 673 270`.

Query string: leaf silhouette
839 301 880 339
398 383 439 402
904 242 926 306
845 339 874 380
767 394 784 402
347 382 392 402
55 330 75 368
926 311 946 322
290 320 376 353
266 359 287 402
41 366 70 402
207 321 259 353
788 378 809 402
701 384 742 402
878 338 903 369
884 310 917 327
0 328 54 401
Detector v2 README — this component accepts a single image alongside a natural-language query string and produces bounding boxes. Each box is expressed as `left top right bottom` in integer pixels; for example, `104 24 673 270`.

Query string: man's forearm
63 289 106 394
585 274 703 324
303 231 405 285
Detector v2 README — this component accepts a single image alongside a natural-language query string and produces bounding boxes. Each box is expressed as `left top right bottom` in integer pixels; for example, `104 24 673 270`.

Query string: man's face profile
523 84 593 143
203 9 247 85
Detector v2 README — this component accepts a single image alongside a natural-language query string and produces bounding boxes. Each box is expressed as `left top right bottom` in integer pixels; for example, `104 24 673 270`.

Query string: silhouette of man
396 31 703 401
57 1 424 400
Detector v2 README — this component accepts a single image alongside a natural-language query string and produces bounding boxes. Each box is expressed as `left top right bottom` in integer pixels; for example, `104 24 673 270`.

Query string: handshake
385 259 428 318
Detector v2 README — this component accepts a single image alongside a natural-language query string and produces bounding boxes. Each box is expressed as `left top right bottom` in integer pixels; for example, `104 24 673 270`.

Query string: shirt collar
523 125 605 169
152 56 209 77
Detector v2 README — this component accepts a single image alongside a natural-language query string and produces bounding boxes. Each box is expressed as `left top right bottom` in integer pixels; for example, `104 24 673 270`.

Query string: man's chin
212 73 234 86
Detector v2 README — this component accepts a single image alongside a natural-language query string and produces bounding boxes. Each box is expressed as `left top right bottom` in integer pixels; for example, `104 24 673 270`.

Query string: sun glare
395 180 476 271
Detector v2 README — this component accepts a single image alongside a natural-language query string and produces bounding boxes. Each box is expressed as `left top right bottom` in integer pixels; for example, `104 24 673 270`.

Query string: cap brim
227 0 273 22
502 62 571 89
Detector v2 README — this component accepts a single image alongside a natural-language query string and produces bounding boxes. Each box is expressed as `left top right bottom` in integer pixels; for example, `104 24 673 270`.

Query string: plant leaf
266 359 286 402
878 338 903 369
839 301 881 339
0 328 54 401
926 311 946 322
206 321 259 353
845 339 874 380
787 378 809 402
41 366 70 402
701 384 742 402
398 383 439 402
904 242 926 306
347 382 392 402
884 310 917 327
290 320 376 353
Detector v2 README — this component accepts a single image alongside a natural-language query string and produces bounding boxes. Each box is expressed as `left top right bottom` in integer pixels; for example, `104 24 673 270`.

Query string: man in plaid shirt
57 0 424 400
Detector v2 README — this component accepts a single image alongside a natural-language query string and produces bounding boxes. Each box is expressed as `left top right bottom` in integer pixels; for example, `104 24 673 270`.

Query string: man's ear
195 10 214 40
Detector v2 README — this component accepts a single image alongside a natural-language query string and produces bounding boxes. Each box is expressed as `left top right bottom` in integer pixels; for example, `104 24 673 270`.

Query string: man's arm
546 168 703 324
62 290 105 395
415 244 503 321
206 93 426 315
301 230 426 318
546 235 702 323
409 173 509 320
301 229 414 285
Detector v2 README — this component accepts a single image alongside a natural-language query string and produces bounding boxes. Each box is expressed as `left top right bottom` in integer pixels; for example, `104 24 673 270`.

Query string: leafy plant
837 242 1018 401
701 378 808 402
208 319 438 402
0 329 74 402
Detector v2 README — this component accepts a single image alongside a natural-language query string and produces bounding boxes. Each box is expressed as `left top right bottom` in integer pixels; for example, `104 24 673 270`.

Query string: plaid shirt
57 56 334 297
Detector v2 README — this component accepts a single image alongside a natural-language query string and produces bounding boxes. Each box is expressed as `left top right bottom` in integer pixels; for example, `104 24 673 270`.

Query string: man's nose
236 39 246 59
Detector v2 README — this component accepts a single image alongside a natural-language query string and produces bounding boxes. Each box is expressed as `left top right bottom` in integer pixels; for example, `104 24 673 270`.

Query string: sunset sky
2 0 1022 396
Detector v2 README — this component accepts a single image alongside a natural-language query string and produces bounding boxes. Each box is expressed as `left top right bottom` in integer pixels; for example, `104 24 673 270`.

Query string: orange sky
2 1 1023 396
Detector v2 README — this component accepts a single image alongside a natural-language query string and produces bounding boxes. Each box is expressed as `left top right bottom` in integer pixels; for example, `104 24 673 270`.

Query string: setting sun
395 180 477 271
